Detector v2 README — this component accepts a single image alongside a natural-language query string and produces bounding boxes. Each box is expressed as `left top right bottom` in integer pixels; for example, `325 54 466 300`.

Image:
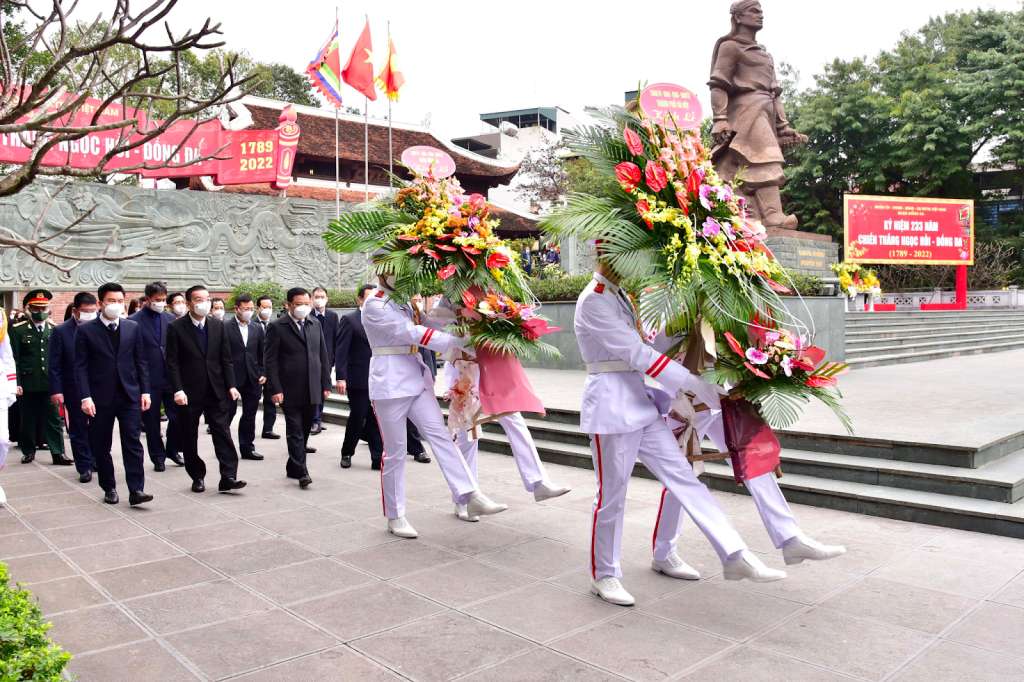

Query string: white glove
681 375 723 410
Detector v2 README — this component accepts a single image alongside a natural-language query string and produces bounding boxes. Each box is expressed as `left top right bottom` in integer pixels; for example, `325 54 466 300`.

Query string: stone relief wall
0 180 370 290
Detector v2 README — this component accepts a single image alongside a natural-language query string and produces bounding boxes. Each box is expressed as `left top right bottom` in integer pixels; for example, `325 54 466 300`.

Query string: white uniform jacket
362 290 465 401
574 274 699 435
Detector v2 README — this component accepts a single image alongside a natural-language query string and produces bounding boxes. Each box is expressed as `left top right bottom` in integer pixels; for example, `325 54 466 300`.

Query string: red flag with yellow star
342 19 377 100
375 37 405 101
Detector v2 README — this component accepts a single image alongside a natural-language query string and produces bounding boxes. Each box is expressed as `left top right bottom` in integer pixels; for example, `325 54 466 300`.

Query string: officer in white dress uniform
574 261 786 606
362 277 508 539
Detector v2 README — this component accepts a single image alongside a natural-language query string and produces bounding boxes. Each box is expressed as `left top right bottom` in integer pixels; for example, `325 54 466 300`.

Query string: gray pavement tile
26 575 108 615
872 549 1021 599
418 518 536 556
945 601 1024 657
337 538 462 580
752 607 934 681
681 645 852 681
2 478 75 498
352 611 533 682
166 609 336 679
248 506 355 534
47 603 148 654
192 537 317 576
233 645 401 681
91 555 221 600
465 582 621 643
207 491 311 517
19 502 122 530
0 531 49 559
39 517 149 550
920 529 1024 568
292 581 443 641
160 519 274 553
551 611 731 680
458 648 620 682
288 520 398 555
822 576 976 634
324 494 401 521
129 504 234 534
66 639 198 682
237 557 377 605
6 551 76 584
893 640 1024 681
64 534 182 573
124 579 275 634
991 570 1024 609
8 490 94 515
0 510 28 536
643 581 803 641
477 537 586 579
395 558 538 608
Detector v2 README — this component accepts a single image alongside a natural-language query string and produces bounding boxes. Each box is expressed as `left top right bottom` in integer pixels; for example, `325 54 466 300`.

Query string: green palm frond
540 194 634 239
469 329 561 361
809 387 854 435
324 208 415 253
742 381 810 430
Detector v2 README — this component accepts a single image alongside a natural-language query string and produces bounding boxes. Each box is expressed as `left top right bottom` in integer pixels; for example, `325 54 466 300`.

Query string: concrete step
845 332 1024 359
845 325 1024 343
844 318 1024 333
846 310 1024 322
700 464 1024 540
846 339 1024 369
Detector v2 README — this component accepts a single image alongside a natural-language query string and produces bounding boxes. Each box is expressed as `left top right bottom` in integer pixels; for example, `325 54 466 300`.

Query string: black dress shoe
21 453 34 464
371 460 382 471
103 489 119 504
305 445 317 454
191 479 205 493
129 491 154 506
340 455 352 469
154 461 166 472
309 423 322 435
261 431 281 440
51 454 73 466
241 452 264 461
298 475 313 489
167 452 185 466
218 478 247 492
79 471 92 484
413 453 431 464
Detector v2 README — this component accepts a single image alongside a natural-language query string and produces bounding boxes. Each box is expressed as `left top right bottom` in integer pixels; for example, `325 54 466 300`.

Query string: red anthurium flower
461 289 477 309
635 199 653 229
686 169 701 196
800 345 826 368
614 161 642 192
424 248 440 261
623 126 644 155
644 161 668 193
743 361 771 379
791 358 816 372
759 275 791 294
731 240 753 252
436 244 457 252
805 374 837 388
437 264 457 280
436 233 454 241
723 331 745 357
397 234 418 241
522 318 560 340
486 251 510 269
461 245 481 255
407 244 423 255
674 191 690 214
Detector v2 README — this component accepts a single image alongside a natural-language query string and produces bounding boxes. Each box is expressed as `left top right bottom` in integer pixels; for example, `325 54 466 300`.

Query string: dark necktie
195 322 208 355
107 323 120 354
296 320 306 340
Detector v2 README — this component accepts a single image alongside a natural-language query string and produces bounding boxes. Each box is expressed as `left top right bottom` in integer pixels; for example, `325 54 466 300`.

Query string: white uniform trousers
454 412 547 503
589 418 746 580
373 388 477 520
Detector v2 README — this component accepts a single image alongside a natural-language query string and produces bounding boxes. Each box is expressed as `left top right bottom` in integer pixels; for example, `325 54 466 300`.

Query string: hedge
0 562 70 680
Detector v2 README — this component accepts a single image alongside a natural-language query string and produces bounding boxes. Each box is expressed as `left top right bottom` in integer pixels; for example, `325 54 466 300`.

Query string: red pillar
920 264 969 311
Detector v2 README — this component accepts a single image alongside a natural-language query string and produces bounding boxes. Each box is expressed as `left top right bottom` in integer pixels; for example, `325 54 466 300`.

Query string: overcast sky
68 0 1023 137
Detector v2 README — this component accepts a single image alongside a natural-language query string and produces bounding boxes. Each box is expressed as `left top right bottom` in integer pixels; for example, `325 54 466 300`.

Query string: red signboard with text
844 194 974 265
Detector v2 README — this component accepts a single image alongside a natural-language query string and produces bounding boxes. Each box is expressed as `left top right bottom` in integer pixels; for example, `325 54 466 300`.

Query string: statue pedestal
764 229 838 279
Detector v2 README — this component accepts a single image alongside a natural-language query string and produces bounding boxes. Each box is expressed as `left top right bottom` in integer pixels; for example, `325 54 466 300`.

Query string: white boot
782 534 847 565
387 517 419 539
651 552 701 580
454 504 479 522
533 481 571 502
590 577 635 606
466 491 508 517
0 485 5 507
723 550 786 582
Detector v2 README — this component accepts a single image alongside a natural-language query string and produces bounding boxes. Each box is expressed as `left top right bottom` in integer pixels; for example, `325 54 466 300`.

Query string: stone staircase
321 394 1024 539
845 309 1024 368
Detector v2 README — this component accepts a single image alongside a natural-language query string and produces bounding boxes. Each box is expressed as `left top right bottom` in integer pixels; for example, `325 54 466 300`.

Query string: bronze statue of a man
709 0 807 230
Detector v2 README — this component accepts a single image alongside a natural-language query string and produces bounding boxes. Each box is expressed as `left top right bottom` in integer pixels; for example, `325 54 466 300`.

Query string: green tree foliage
228 281 285 308
0 563 71 680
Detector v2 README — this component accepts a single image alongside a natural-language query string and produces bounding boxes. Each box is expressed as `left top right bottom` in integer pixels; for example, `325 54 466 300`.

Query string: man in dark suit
334 284 383 470
256 295 280 440
224 294 265 461
74 282 153 506
265 287 331 488
129 281 184 471
165 285 246 494
49 292 98 482
309 286 338 436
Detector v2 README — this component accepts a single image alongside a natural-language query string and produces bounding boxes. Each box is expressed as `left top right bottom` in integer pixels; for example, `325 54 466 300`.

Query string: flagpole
334 6 341 289
387 20 393 178
363 94 369 202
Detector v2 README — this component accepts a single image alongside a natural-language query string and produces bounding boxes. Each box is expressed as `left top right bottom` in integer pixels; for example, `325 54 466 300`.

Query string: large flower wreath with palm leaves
541 104 849 432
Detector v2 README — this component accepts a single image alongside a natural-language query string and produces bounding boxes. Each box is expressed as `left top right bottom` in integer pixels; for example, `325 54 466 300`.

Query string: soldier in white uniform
575 261 785 606
362 277 508 539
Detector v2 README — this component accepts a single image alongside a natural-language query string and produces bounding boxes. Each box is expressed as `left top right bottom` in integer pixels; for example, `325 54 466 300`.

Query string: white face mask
211 309 225 320
78 311 97 322
149 301 166 313
291 304 311 320
238 310 254 323
258 307 272 320
192 301 211 317
172 302 186 317
313 297 327 310
102 303 124 320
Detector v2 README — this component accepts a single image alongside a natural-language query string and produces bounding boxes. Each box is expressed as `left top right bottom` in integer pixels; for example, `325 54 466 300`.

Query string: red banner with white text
844 194 974 265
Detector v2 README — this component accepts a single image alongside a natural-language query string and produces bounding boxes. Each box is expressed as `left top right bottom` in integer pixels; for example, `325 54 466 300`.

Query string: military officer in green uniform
11 290 72 465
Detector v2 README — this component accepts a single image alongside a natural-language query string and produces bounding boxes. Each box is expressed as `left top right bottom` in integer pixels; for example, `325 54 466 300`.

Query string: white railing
878 286 1024 309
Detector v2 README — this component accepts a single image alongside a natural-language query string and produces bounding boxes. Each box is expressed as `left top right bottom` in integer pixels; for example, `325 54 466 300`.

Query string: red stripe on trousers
652 487 667 552
371 400 388 517
591 434 604 580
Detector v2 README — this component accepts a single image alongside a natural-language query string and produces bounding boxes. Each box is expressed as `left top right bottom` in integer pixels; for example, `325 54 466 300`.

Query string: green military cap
23 289 54 307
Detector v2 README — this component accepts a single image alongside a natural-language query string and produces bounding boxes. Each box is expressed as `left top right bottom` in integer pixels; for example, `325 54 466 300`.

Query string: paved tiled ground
3 417 1024 680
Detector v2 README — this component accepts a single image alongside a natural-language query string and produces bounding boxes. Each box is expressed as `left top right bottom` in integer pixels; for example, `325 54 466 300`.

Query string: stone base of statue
764 229 838 280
